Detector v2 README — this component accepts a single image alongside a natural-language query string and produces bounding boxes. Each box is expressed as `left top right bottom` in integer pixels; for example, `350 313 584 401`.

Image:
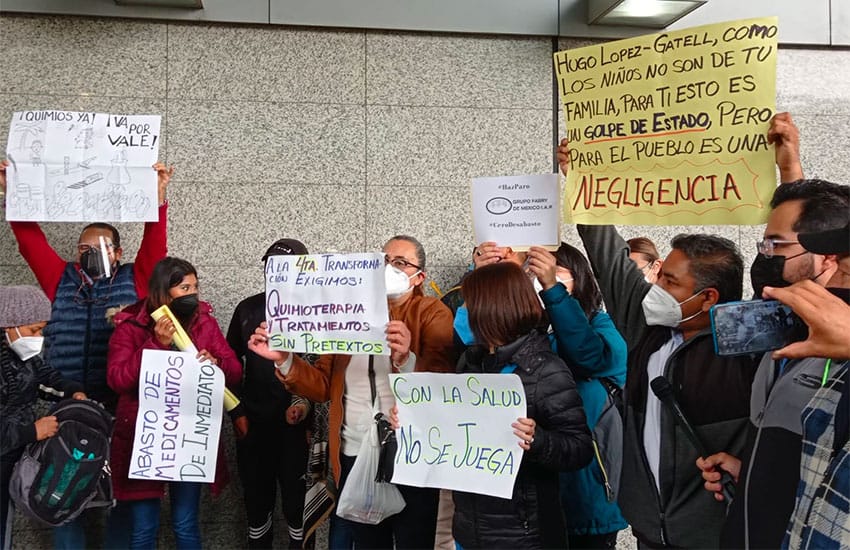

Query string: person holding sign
451 261 592 549
1 158 172 550
107 257 241 549
248 235 455 550
525 243 629 550
557 126 805 546
0 285 87 550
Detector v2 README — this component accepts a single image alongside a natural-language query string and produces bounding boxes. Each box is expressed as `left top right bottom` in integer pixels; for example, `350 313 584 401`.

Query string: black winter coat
1 340 83 460
452 330 593 549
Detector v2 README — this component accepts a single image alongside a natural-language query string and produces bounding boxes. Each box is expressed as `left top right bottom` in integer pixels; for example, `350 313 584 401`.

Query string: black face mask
170 294 199 327
828 287 850 304
750 253 791 298
80 248 110 280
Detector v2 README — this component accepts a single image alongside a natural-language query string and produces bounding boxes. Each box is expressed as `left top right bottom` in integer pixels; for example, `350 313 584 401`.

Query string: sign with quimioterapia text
554 17 778 225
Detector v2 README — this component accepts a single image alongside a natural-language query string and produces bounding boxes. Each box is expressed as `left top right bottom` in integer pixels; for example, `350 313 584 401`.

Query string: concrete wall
1 12 849 549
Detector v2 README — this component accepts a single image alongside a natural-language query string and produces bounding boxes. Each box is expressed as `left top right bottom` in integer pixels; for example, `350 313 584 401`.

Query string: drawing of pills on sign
486 197 512 215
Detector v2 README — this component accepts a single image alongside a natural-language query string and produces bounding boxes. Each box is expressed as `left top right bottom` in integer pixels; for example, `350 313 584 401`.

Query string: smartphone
710 300 808 356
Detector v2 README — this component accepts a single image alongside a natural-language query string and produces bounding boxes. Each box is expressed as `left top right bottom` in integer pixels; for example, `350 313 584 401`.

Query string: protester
627 237 662 284
226 238 312 549
526 243 629 549
107 257 241 548
0 285 87 550
449 261 592 548
248 235 455 550
697 179 850 549
1 159 172 549
558 137 761 547
767 224 850 549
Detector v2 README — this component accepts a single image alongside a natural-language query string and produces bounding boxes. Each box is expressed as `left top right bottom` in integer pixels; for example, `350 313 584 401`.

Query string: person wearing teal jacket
527 242 628 549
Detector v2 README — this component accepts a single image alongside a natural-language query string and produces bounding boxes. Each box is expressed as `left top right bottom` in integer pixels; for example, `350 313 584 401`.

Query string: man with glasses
698 178 850 549
0 160 172 549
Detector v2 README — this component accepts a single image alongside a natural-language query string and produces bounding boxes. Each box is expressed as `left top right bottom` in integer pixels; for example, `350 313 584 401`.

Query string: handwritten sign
265 252 390 355
130 350 224 483
472 174 560 251
554 17 778 225
4 110 161 222
389 373 526 499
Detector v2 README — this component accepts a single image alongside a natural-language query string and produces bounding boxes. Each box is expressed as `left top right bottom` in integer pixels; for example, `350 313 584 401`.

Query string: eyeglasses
77 243 115 255
756 238 800 258
72 279 113 305
384 255 422 272
636 262 652 273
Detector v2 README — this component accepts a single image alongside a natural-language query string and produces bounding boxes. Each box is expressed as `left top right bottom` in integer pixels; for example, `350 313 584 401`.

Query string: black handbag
368 356 398 483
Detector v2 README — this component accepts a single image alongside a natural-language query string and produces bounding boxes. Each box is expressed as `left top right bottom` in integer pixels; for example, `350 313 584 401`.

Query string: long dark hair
146 257 198 312
462 262 544 348
553 242 603 319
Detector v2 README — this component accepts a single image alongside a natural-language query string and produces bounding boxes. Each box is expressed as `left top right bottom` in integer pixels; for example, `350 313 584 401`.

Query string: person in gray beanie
1 285 86 549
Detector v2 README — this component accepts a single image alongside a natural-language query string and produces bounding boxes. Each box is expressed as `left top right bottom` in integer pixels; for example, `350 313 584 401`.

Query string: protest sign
265 252 390 355
129 350 224 483
554 17 778 225
389 372 526 499
472 174 560 250
4 110 161 222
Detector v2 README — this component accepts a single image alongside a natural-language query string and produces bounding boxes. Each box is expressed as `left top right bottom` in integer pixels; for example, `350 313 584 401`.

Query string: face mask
7 328 44 361
749 252 809 298
385 265 419 299
79 236 114 281
453 306 476 345
80 248 110 280
641 284 705 327
170 294 199 326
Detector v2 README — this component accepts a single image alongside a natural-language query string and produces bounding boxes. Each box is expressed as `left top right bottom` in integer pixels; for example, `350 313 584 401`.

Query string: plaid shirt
784 362 850 549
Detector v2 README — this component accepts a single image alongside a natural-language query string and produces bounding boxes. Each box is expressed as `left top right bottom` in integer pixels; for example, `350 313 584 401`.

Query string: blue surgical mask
453 306 476 345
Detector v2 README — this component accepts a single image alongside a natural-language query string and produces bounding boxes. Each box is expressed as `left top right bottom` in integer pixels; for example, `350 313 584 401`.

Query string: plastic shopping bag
336 417 405 524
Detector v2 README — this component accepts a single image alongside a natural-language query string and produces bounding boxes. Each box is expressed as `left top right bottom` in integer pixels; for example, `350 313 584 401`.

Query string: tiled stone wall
1 13 848 549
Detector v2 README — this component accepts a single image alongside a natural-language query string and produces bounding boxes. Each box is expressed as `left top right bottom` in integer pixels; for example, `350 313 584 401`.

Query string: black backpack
9 399 114 526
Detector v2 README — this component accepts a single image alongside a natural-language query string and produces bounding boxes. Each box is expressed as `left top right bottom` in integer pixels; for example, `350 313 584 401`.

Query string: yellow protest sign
554 17 778 225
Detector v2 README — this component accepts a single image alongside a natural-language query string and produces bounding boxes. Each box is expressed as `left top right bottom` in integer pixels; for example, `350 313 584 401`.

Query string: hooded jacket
452 331 593 549
106 299 241 500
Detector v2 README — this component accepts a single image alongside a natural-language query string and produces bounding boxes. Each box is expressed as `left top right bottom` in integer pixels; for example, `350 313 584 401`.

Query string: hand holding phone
711 300 808 356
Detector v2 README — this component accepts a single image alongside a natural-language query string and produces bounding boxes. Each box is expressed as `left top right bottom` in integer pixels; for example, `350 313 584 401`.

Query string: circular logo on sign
486 197 512 215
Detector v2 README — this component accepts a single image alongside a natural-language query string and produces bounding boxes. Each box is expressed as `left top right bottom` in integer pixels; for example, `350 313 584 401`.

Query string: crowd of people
0 109 848 550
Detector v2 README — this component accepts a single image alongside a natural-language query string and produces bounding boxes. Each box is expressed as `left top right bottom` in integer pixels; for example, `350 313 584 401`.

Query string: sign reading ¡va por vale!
554 17 778 225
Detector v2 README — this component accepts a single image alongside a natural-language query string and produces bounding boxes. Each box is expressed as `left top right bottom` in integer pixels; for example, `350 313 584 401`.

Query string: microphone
650 376 736 503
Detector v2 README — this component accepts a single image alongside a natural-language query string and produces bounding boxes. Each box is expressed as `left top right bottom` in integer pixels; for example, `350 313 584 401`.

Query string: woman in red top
107 257 241 549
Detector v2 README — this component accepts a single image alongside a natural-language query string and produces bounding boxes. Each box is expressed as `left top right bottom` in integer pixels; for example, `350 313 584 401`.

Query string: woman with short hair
452 262 593 549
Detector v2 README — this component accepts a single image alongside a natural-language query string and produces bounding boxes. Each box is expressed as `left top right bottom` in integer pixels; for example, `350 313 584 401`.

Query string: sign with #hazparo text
389 373 526 499
265 252 390 355
5 110 161 222
130 350 224 483
472 174 561 251
554 17 778 225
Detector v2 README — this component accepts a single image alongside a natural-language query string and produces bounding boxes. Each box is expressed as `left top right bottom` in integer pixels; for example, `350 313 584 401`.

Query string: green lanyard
821 358 833 387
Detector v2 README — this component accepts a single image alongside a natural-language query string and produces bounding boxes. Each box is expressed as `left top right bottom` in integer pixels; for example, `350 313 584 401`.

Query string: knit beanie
0 285 52 327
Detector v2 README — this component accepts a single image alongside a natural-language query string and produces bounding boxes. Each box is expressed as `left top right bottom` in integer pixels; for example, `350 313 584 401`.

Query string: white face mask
7 328 44 361
641 285 705 327
532 276 573 294
385 265 419 299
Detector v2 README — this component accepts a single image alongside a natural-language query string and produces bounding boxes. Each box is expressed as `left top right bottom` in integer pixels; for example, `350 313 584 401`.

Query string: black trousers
236 419 308 549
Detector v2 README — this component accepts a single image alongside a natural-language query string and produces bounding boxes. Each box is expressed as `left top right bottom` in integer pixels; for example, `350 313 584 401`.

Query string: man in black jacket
227 239 311 549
